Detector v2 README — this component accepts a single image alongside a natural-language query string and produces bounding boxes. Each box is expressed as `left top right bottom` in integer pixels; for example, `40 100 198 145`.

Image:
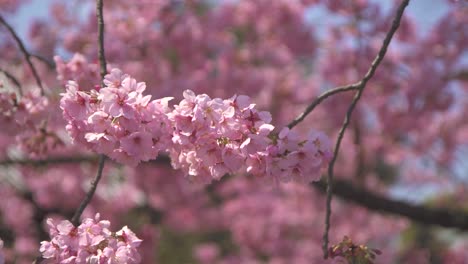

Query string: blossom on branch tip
39 214 142 264
60 68 332 183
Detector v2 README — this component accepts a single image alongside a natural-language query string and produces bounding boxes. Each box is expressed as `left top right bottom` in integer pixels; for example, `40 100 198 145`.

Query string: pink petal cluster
168 90 275 183
256 127 333 183
60 69 173 166
39 214 142 264
61 68 332 182
55 54 102 90
0 89 61 157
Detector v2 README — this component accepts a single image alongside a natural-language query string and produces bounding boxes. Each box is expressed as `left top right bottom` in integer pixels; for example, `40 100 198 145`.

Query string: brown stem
287 85 357 129
322 0 411 258
0 67 22 94
69 0 108 226
71 155 106 226
313 178 468 230
0 15 45 95
3 154 468 230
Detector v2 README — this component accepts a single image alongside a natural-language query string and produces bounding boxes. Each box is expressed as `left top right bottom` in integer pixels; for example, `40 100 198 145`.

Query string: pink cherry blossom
40 214 142 264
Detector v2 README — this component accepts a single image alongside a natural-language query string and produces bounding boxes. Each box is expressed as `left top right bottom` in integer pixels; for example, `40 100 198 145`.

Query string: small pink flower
120 131 154 160
40 214 142 263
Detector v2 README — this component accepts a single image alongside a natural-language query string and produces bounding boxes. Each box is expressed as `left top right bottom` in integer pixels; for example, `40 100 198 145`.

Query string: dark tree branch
287 85 357 129
4 155 468 232
20 190 74 241
97 0 107 85
71 154 106 226
0 156 99 166
322 0 410 258
0 155 171 167
0 67 22 94
313 178 468 230
70 0 108 227
0 15 45 95
30 54 56 69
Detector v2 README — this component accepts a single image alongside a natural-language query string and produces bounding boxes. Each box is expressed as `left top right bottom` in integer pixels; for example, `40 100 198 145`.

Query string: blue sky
8 0 450 44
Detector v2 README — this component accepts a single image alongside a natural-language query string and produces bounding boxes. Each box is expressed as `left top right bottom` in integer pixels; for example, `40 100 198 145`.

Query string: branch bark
4 155 468 231
302 0 411 257
313 178 468 230
69 0 108 227
0 67 22 94
0 15 45 95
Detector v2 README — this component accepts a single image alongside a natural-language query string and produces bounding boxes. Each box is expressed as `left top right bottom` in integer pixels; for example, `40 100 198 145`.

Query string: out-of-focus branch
4 155 468 232
0 155 171 167
0 15 45 95
0 67 22 94
0 155 99 166
312 178 468 230
31 54 56 69
446 69 468 81
19 190 74 241
321 0 411 258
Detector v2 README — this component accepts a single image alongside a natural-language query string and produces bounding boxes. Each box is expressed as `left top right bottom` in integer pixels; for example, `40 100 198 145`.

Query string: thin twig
71 154 106 226
322 0 410 258
0 15 45 95
0 67 22 94
287 85 357 129
70 0 108 227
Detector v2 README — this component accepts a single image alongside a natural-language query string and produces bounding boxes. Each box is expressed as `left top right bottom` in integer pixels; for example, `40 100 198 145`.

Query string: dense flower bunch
60 69 173 166
60 69 332 183
259 127 332 183
0 89 62 157
39 214 142 263
55 54 102 90
168 89 276 182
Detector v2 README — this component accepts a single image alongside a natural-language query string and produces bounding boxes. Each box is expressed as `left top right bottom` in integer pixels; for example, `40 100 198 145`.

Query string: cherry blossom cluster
168 91 332 183
0 88 62 157
167 90 275 183
60 69 173 166
60 68 332 182
40 214 142 263
255 127 333 183
55 54 102 90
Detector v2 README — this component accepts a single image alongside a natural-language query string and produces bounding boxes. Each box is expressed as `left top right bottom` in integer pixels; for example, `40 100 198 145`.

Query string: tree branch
71 154 106 226
96 0 107 85
287 85 357 129
0 156 99 166
0 15 45 95
313 178 468 230
322 0 410 258
0 67 22 94
0 155 171 167
30 54 56 70
5 155 468 232
68 0 109 228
